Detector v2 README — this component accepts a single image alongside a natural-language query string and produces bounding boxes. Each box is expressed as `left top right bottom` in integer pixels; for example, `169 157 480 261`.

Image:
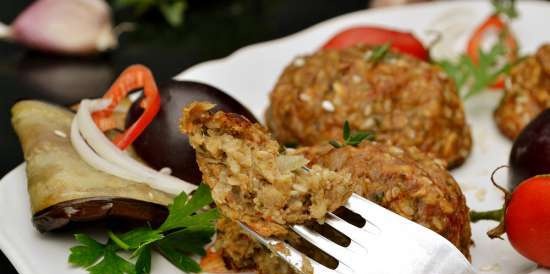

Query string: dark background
0 0 371 273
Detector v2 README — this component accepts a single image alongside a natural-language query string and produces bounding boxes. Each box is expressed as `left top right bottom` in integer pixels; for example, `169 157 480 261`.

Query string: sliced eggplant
11 100 173 232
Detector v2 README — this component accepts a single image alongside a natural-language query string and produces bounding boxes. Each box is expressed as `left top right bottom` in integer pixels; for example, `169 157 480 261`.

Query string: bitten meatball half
181 102 354 237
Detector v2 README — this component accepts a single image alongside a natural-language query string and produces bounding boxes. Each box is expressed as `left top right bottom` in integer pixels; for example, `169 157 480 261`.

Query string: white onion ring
71 99 197 195
70 117 144 182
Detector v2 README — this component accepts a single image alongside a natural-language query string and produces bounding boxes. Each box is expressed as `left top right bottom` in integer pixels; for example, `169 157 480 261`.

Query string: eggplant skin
11 100 173 232
33 197 168 233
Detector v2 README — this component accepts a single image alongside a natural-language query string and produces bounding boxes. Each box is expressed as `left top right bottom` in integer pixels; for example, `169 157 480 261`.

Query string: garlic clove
9 0 117 55
0 22 11 39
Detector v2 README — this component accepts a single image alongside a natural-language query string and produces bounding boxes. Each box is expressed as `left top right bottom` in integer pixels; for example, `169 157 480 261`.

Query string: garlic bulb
1 0 117 55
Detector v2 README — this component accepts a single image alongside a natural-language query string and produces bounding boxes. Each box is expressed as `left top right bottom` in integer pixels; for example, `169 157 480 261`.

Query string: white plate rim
2 1 550 273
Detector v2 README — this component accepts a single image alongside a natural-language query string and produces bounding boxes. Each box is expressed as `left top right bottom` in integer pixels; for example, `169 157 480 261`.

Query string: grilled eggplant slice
11 100 173 232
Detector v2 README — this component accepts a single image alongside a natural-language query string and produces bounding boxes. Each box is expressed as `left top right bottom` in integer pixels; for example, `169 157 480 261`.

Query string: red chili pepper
92 64 161 150
466 14 518 89
321 26 429 61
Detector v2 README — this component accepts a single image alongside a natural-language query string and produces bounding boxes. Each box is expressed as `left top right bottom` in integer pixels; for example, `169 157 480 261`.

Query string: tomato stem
470 208 504 223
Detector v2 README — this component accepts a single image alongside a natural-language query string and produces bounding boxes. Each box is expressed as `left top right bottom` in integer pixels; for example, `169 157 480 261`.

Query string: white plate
2 1 550 273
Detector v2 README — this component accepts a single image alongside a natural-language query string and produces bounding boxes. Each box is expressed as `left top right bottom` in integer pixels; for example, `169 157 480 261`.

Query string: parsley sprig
437 40 514 99
330 120 375 148
492 0 518 19
367 43 391 63
435 0 520 99
69 184 219 274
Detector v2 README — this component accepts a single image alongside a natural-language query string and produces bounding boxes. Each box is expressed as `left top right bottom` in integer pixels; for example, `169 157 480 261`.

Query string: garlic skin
6 0 117 55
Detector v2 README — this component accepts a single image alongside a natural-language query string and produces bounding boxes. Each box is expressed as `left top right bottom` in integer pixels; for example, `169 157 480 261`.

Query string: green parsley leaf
329 140 343 148
69 236 136 274
330 120 375 148
157 241 201 273
87 245 135 274
368 43 391 63
438 40 515 99
68 184 219 274
491 0 518 19
346 131 376 146
342 120 351 140
69 234 105 268
160 228 215 256
134 245 151 274
436 0 519 99
160 184 218 231
119 228 164 252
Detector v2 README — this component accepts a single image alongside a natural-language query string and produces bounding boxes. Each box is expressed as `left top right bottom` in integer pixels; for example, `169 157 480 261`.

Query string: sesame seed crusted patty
301 143 472 259
265 45 472 168
181 102 354 237
495 44 550 140
213 142 471 274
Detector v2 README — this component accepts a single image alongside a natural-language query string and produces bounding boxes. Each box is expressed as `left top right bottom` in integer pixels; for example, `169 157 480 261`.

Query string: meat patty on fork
181 102 354 237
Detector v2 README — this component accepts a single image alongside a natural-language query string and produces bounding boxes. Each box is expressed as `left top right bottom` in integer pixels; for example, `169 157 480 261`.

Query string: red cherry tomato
505 176 550 267
322 26 429 61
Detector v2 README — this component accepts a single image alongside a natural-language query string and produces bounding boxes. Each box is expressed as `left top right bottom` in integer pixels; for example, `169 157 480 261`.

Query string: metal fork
239 193 476 274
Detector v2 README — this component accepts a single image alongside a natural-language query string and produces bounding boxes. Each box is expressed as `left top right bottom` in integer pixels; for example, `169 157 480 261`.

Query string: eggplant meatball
181 102 354 237
301 143 472 258
213 142 471 274
265 45 472 168
495 44 550 140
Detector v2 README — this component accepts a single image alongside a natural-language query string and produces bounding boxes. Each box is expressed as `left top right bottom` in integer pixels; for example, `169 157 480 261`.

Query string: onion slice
71 99 197 195
70 117 144 183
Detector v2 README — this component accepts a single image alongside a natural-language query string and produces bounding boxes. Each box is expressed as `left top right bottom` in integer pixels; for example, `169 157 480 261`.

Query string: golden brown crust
265 45 472 168
214 218 263 271
301 143 471 259
495 44 550 140
215 142 471 274
215 217 299 274
181 102 354 237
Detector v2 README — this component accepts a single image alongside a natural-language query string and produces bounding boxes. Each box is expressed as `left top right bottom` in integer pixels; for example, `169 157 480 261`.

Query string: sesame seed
363 51 373 60
160 167 172 175
363 117 376 129
505 77 513 89
293 57 305 67
363 105 373 115
321 100 335 112
475 188 487 202
352 75 362 83
388 146 404 156
54 130 67 138
515 95 528 103
383 100 392 112
479 263 501 272
299 93 311 102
